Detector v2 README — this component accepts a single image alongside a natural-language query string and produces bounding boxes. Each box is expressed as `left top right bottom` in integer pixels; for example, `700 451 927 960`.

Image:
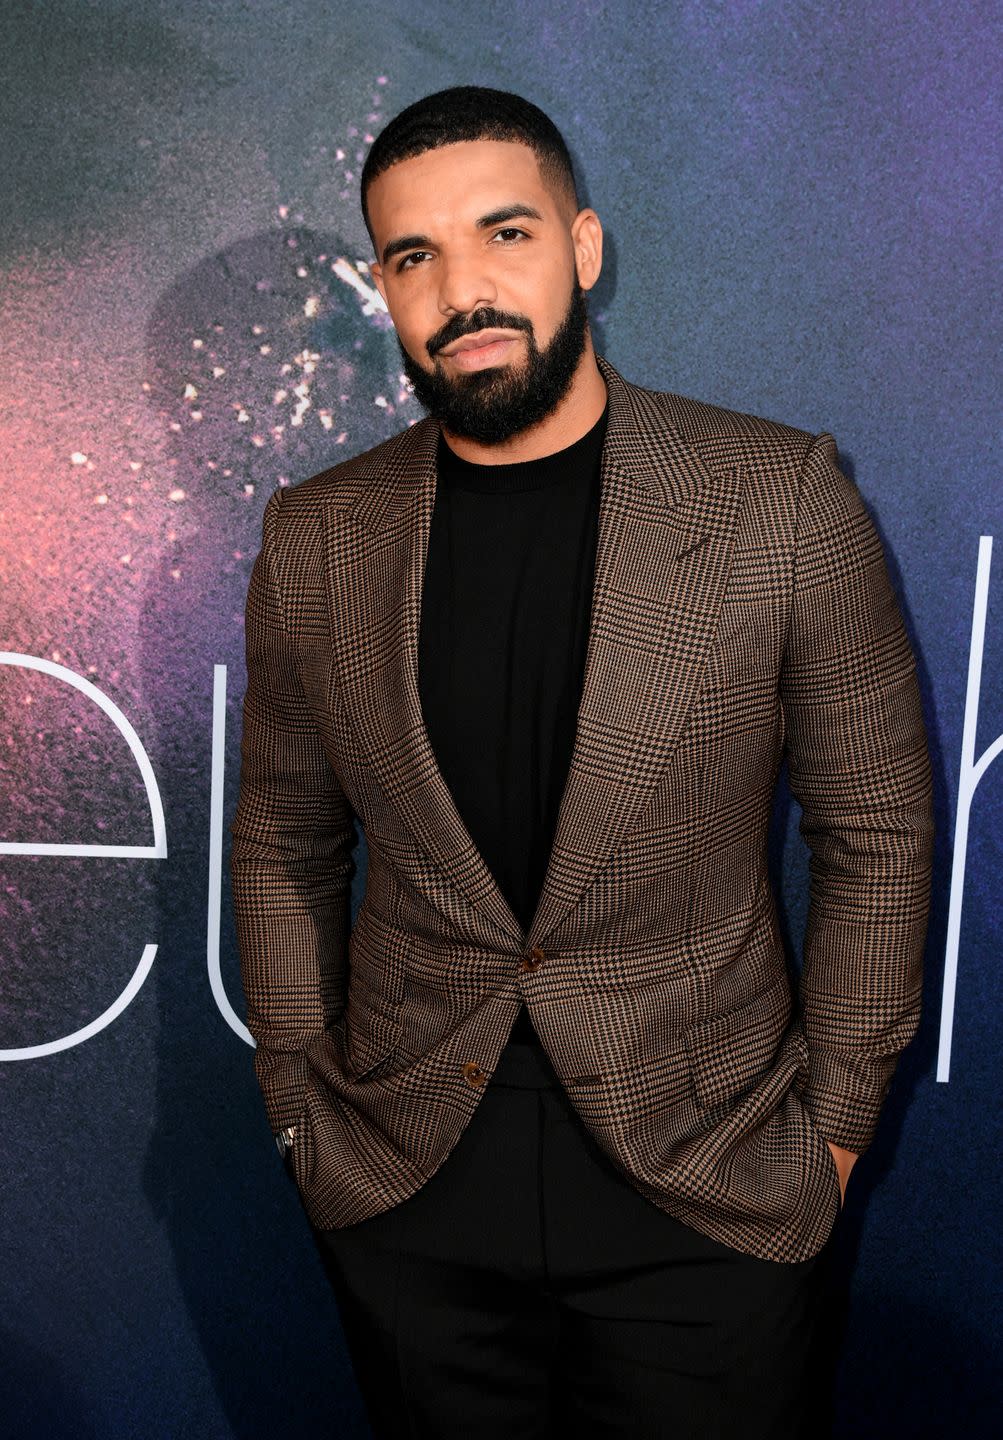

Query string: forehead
366 139 562 242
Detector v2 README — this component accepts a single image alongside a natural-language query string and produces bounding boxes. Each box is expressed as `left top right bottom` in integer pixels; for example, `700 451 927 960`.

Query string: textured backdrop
1 1 1000 1435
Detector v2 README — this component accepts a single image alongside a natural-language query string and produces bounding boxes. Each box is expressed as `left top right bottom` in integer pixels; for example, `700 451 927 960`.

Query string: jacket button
519 946 547 972
462 1061 487 1087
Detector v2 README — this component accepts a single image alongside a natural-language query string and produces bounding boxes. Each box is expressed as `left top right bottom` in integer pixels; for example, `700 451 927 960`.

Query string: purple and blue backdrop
1 2 1000 1435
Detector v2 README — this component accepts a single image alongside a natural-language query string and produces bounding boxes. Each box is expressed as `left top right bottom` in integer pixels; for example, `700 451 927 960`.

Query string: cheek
394 291 440 345
504 262 572 329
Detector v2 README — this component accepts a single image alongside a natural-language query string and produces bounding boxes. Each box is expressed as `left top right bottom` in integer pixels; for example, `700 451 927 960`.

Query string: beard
397 278 590 446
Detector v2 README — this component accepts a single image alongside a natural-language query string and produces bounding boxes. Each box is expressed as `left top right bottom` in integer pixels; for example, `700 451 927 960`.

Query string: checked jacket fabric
230 357 933 1264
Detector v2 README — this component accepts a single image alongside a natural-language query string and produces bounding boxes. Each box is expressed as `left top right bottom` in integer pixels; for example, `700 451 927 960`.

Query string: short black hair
360 86 579 246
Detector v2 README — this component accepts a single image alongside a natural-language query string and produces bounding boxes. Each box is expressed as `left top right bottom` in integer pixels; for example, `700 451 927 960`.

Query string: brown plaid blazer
231 357 933 1263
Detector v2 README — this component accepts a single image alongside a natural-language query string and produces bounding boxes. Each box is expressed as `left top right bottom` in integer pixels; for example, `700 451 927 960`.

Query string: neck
439 341 608 465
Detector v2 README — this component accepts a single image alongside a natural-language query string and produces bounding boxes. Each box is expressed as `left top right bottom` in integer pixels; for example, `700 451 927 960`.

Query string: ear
571 208 603 292
370 261 387 306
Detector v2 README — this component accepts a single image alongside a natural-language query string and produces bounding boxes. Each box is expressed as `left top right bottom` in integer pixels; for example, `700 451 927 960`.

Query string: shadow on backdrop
137 224 420 1438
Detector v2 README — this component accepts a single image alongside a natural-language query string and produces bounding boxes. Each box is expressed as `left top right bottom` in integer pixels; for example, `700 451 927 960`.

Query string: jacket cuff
801 1045 897 1155
253 1045 310 1136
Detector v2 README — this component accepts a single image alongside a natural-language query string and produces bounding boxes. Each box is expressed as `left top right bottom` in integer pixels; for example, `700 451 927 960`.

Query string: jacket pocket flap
685 973 791 1109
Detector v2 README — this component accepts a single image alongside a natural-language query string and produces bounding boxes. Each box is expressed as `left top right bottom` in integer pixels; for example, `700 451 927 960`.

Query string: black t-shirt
417 401 608 1042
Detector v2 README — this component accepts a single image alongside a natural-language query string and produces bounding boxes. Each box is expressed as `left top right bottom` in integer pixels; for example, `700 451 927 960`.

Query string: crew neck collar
436 399 609 494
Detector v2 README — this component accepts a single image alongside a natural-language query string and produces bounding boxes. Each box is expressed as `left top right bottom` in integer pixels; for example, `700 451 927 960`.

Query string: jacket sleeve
779 432 934 1155
230 487 357 1135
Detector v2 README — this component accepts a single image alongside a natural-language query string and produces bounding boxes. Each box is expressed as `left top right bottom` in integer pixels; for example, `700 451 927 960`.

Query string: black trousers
309 1033 837 1439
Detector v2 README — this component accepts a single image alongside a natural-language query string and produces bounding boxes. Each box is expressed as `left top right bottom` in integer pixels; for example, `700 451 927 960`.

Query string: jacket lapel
526 359 744 945
322 359 744 949
322 422 526 946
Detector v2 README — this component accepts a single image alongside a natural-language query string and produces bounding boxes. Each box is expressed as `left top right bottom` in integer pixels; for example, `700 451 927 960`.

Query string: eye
492 227 528 244
396 249 433 272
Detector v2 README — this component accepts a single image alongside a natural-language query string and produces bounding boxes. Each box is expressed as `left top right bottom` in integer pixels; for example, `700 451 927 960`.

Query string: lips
438 328 521 357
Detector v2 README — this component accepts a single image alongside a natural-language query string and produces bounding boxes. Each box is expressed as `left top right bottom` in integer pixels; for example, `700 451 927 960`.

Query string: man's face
367 139 602 444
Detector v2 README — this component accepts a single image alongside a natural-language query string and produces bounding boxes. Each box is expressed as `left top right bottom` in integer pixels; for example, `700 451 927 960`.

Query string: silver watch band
275 1124 297 1159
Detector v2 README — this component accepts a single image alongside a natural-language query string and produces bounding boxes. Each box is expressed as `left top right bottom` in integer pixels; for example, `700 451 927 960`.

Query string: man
231 86 933 1438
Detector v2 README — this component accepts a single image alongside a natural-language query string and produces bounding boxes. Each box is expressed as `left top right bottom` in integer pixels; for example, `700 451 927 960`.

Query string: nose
437 250 497 318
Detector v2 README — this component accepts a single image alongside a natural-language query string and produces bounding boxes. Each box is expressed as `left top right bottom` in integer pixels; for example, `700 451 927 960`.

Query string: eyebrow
380 203 545 266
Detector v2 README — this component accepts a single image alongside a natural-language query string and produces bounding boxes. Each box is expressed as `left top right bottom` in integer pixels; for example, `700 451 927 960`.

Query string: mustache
426 307 533 360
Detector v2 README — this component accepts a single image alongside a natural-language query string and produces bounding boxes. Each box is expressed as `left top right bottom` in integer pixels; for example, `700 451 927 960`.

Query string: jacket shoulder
602 365 828 548
275 420 434 519
624 378 817 471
